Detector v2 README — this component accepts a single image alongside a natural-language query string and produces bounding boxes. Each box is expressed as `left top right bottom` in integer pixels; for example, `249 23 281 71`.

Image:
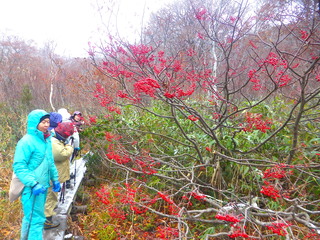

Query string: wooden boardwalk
43 157 87 240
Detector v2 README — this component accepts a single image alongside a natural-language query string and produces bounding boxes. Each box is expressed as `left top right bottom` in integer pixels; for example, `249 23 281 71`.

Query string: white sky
0 0 172 57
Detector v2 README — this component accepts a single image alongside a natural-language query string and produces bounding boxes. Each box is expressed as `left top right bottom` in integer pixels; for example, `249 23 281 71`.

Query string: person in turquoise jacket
13 109 61 240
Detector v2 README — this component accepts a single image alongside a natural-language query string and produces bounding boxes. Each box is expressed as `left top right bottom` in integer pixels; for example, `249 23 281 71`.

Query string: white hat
57 108 71 122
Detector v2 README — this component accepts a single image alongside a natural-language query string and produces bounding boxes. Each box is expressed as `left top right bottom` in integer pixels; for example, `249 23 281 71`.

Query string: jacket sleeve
13 137 38 188
52 138 74 162
47 140 59 182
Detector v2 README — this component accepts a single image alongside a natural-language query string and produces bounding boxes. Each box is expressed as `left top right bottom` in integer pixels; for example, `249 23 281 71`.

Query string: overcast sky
0 0 172 57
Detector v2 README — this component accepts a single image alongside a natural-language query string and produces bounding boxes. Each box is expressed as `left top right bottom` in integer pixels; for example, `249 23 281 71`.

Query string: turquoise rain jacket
13 109 59 240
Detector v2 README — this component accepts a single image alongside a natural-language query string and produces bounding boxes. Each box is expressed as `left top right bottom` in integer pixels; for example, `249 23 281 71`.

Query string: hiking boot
66 180 73 190
66 180 71 189
44 216 60 230
66 180 74 190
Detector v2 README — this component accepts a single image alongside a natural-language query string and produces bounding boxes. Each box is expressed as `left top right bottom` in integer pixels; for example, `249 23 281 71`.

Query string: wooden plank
43 157 87 240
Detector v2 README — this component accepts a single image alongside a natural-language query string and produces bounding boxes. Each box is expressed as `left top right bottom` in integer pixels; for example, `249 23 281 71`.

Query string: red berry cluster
215 214 243 223
260 164 294 200
242 112 272 133
260 185 280 200
228 225 249 239
266 222 291 236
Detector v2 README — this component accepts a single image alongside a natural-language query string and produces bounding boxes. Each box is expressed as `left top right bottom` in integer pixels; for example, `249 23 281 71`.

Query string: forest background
0 0 319 239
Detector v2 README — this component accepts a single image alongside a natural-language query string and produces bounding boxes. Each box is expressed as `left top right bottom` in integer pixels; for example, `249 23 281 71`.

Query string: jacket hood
49 112 63 130
57 108 71 122
27 109 50 135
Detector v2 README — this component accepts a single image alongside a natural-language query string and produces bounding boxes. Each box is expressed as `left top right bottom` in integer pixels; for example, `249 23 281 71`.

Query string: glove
52 181 61 192
32 183 46 196
74 147 80 151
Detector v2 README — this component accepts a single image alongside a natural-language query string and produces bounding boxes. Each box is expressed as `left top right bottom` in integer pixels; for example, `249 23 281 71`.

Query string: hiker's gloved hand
52 181 61 192
74 147 80 151
32 183 46 195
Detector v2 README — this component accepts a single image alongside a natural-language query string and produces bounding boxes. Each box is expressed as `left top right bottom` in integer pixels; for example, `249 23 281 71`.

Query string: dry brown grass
0 157 22 240
0 109 27 239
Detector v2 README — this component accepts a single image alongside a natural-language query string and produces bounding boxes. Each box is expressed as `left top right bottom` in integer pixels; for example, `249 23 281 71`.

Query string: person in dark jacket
13 109 61 240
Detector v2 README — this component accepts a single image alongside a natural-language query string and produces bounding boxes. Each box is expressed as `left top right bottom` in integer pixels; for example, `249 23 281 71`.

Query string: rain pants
13 109 59 240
